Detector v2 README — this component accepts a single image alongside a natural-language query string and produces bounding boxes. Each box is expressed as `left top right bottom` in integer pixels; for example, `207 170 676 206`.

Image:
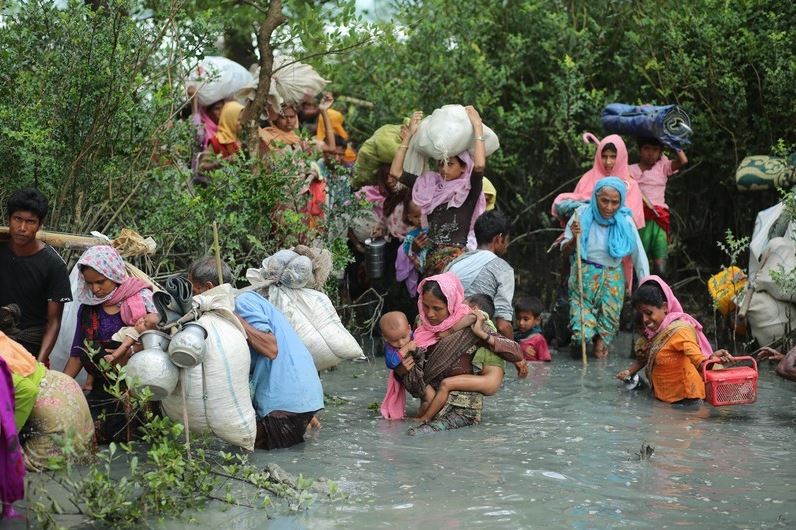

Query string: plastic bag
186 56 254 107
403 105 500 176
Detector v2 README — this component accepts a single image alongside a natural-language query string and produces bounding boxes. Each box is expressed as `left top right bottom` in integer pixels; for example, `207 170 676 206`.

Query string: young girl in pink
552 133 645 229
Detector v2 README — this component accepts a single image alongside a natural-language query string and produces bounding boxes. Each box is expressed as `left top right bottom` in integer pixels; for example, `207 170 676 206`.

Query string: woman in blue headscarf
560 177 649 358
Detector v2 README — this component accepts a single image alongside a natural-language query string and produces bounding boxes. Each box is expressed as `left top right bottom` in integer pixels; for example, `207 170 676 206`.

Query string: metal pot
364 237 387 279
126 330 178 400
168 322 208 368
139 330 172 351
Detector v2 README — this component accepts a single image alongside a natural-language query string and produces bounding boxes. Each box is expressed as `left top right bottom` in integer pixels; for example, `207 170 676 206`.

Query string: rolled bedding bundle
600 103 692 151
735 154 796 192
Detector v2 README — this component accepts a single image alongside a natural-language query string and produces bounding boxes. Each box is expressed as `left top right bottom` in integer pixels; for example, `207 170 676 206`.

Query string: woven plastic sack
740 289 796 347
267 285 363 371
186 56 254 107
161 285 256 450
403 105 500 176
755 237 796 303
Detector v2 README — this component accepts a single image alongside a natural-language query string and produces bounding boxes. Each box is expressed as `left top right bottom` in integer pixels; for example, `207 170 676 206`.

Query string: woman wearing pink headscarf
552 133 645 229
63 245 158 442
394 273 525 432
390 108 488 276
617 275 732 404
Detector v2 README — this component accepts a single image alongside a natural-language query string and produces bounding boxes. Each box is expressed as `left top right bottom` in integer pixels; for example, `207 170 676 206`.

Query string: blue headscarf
578 177 636 260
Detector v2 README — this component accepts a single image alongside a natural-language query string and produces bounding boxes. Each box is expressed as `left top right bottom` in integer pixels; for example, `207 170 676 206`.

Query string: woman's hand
464 105 482 126
400 355 416 371
319 92 334 112
571 219 581 236
616 369 631 381
514 360 529 378
408 110 422 135
711 349 734 363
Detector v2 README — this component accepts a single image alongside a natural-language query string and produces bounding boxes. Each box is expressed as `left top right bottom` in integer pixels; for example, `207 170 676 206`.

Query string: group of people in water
2 92 795 518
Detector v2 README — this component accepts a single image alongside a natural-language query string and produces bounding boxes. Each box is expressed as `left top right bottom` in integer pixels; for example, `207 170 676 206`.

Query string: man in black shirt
0 188 72 364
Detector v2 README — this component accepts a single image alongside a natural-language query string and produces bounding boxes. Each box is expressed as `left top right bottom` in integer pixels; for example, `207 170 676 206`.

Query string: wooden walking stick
574 212 588 365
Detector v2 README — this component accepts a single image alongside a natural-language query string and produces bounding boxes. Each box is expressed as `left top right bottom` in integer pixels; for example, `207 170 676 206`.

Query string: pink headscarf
76 245 154 326
411 151 486 249
552 133 645 229
640 275 713 359
356 185 386 220
414 272 472 349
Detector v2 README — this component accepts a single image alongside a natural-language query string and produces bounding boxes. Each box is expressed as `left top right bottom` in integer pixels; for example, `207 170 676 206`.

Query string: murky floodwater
195 335 795 530
12 335 796 529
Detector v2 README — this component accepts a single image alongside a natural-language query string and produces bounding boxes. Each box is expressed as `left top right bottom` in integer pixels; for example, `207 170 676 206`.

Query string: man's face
494 233 510 256
8 210 42 246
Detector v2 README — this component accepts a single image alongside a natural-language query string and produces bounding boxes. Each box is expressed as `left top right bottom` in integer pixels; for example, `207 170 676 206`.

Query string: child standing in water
630 137 688 276
513 297 551 362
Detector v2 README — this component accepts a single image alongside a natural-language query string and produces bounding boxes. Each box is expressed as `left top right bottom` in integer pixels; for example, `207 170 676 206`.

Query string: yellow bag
708 266 748 315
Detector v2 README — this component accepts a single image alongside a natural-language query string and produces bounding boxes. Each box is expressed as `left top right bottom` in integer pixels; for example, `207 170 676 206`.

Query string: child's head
631 281 669 333
437 155 467 182
379 311 412 349
135 313 161 333
405 200 422 228
465 293 495 321
514 296 544 333
601 142 618 172
637 137 664 167
420 280 449 325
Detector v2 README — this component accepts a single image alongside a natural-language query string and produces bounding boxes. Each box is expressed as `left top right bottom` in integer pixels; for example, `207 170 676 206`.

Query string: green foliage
716 229 750 268
26 365 344 529
327 0 796 279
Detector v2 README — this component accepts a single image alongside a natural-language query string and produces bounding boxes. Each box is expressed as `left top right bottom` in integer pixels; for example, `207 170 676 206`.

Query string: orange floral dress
644 321 706 403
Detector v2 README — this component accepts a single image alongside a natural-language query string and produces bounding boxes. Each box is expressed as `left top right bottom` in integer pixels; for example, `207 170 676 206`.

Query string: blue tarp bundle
600 103 692 150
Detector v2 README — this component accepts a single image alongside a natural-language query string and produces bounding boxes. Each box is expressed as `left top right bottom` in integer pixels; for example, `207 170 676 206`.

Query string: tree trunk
241 0 287 158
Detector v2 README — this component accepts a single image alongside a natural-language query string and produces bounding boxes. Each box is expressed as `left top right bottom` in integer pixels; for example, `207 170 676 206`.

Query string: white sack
162 285 256 451
187 56 254 107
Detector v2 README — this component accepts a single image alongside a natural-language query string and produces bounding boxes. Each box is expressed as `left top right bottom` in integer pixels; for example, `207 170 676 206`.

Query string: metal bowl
168 322 208 368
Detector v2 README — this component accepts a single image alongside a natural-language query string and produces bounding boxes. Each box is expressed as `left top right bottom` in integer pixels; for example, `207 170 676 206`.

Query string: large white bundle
403 104 500 176
162 285 256 451
186 56 254 107
238 56 329 111
741 289 796 347
267 285 363 371
755 237 796 303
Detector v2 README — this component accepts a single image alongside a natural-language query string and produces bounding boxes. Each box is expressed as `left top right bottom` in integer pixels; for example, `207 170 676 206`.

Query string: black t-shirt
0 242 73 332
405 168 484 248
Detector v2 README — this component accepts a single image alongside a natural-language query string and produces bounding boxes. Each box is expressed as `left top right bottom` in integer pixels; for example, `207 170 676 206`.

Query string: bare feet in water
593 336 609 358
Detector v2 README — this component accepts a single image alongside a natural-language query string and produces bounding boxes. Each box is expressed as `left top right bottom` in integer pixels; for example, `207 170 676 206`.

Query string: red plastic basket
701 356 758 406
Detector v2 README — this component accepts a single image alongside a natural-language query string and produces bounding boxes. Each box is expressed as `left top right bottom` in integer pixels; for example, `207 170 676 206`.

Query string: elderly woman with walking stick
560 177 649 359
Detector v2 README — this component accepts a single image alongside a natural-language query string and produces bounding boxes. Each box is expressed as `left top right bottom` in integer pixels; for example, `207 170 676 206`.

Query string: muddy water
16 335 796 529
245 337 795 529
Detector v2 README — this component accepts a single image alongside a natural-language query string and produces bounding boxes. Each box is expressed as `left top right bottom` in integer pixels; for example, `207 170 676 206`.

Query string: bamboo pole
574 212 588 365
0 227 107 250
